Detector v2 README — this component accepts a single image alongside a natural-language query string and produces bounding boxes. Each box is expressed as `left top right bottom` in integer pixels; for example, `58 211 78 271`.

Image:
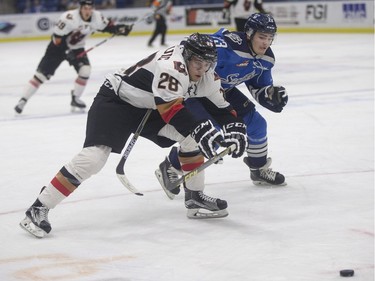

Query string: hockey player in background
147 0 172 47
155 13 288 199
223 0 270 32
19 33 247 238
14 0 132 114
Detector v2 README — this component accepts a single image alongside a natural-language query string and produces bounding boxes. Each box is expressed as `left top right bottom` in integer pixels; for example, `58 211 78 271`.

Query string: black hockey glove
260 86 288 113
223 122 247 158
191 120 225 159
65 50 76 65
115 24 132 36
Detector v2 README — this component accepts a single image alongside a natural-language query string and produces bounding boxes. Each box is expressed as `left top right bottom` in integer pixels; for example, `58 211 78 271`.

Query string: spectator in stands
67 0 80 9
23 0 46 13
100 0 116 9
58 0 70 11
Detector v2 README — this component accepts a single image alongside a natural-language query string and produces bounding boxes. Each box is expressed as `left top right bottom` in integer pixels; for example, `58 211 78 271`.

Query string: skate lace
37 206 50 223
260 168 277 181
198 191 216 203
167 167 179 182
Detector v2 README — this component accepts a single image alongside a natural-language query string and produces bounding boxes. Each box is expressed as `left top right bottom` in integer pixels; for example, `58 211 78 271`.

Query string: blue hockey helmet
244 13 277 38
182 33 217 66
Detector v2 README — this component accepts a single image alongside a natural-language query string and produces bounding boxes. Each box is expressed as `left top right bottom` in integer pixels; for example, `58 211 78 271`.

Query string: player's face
187 56 213 82
251 32 274 55
80 5 94 21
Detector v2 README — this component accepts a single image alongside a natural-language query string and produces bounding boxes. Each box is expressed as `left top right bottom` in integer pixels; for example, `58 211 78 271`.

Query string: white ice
0 33 373 281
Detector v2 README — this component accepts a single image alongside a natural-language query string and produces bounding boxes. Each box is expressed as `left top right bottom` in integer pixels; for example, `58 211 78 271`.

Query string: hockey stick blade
116 155 143 196
116 109 152 196
170 144 237 189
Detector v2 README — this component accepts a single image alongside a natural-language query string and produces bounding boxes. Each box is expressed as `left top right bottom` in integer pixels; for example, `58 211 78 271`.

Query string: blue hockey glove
191 120 225 159
223 122 247 158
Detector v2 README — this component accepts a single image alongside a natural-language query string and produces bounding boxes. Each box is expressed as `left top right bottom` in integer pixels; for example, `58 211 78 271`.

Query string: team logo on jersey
253 61 269 71
174 61 187 75
236 60 250 67
69 30 85 45
225 33 242 45
222 71 257 86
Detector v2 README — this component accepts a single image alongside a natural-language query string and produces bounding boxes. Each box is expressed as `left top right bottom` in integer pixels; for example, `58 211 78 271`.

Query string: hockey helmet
80 0 94 6
244 13 277 38
182 33 217 66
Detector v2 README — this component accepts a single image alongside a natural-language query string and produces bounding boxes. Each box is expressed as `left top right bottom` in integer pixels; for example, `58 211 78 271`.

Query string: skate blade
19 217 46 238
154 169 179 200
70 106 86 113
252 180 288 187
187 208 228 219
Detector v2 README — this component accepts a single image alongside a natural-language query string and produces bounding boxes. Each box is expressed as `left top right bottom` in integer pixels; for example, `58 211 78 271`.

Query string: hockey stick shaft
171 144 237 189
76 4 167 58
116 109 153 196
76 34 116 58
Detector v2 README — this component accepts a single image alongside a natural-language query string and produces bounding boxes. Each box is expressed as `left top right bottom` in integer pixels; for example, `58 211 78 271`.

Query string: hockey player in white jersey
19 33 247 238
14 0 132 114
155 13 288 201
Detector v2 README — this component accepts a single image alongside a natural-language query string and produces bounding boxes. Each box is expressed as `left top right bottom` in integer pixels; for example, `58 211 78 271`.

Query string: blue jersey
210 28 275 92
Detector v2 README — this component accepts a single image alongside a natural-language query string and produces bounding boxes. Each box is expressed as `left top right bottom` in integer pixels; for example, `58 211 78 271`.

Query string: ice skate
70 90 86 112
14 98 27 114
184 187 228 219
19 198 51 238
155 156 181 200
244 157 286 186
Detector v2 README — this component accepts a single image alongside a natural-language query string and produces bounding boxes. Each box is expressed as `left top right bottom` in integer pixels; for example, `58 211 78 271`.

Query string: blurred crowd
16 0 129 13
14 0 224 14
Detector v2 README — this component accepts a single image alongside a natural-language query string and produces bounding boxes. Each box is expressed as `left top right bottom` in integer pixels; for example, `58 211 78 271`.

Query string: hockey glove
191 120 225 159
223 122 247 158
65 50 76 65
261 86 288 113
115 24 132 36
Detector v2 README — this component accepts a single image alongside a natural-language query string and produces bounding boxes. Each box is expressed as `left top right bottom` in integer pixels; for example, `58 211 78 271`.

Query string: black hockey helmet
80 0 94 6
182 33 217 66
244 13 277 38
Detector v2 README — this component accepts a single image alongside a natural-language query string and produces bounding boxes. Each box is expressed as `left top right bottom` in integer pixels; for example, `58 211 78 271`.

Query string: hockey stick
116 109 152 196
76 4 167 58
76 34 116 58
170 144 237 189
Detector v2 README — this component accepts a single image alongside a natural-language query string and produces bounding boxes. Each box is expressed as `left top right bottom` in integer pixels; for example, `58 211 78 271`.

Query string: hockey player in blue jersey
155 13 288 199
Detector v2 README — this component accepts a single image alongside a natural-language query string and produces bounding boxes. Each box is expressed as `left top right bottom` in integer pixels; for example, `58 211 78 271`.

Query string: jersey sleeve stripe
160 103 184 124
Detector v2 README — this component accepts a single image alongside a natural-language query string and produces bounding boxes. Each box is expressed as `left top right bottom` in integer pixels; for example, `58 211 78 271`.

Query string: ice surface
0 33 373 281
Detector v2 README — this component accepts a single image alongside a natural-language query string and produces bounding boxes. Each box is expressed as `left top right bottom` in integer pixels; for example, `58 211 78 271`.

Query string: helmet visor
189 55 216 72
